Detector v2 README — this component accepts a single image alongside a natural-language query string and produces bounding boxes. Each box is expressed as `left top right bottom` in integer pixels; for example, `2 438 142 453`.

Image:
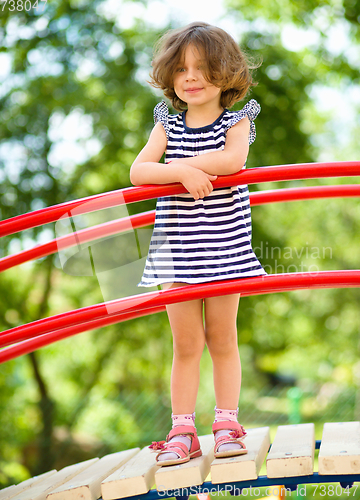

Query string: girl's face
173 44 222 110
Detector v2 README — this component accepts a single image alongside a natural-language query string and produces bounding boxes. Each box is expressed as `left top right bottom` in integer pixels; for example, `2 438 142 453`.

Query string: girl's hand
177 164 217 200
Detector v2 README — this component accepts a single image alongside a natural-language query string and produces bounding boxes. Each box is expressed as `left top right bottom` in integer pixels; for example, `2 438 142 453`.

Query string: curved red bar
1 184 359 273
0 162 359 238
1 271 359 352
0 210 155 273
1 162 360 364
249 183 360 206
0 305 166 364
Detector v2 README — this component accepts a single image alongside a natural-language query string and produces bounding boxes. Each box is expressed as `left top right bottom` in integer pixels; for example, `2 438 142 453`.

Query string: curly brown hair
149 22 259 111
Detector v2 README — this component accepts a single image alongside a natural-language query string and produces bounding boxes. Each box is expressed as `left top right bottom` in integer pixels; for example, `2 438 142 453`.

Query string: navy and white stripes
139 100 266 286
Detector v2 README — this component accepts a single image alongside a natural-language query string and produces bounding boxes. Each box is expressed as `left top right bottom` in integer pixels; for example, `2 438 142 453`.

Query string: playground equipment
1 161 360 499
1 422 360 500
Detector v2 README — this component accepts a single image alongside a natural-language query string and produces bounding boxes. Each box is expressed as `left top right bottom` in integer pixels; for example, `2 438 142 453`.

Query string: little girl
130 22 266 465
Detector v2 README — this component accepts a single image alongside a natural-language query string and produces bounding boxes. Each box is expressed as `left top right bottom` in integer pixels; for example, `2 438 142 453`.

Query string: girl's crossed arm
172 117 251 175
130 116 250 200
130 122 218 200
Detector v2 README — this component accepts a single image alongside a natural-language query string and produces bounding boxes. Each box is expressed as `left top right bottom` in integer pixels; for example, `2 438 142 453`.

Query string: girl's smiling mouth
186 87 203 93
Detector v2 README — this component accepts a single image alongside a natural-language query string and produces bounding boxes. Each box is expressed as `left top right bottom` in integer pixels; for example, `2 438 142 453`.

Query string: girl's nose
186 67 197 81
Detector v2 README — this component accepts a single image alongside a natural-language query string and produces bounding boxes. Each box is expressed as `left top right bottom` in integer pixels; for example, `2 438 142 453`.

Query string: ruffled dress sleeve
225 98 261 145
154 101 170 140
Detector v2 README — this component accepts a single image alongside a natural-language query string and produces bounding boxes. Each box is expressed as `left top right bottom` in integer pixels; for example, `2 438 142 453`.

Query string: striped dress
139 99 266 287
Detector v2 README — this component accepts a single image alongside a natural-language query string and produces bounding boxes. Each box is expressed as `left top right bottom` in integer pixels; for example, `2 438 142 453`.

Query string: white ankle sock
214 407 242 453
172 412 195 426
157 413 194 462
214 407 239 422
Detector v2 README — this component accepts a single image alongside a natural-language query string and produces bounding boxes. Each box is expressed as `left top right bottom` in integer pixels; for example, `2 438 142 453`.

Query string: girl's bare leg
204 293 243 454
163 283 206 414
157 283 205 463
204 293 241 409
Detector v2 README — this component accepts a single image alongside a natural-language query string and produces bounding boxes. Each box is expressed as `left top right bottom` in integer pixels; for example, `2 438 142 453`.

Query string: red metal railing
0 306 166 364
1 162 359 238
0 161 359 364
0 271 360 364
1 184 360 273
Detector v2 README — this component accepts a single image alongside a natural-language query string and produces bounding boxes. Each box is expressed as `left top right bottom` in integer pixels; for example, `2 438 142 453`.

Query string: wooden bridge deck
1 422 360 500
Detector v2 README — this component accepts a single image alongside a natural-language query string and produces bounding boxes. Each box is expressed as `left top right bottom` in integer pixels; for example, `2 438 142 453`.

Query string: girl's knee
173 337 205 360
206 328 238 357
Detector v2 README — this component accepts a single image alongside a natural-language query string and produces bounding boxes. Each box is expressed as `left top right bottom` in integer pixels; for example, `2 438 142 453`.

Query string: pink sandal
149 425 202 466
212 421 247 458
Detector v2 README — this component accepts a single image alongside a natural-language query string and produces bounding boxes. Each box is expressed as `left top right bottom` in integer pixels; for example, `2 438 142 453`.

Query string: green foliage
239 33 315 168
227 0 360 163
0 0 359 489
0 0 163 484
0 0 159 231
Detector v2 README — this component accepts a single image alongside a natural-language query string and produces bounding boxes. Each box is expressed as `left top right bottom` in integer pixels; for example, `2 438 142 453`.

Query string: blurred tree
0 0 162 483
227 0 360 163
226 0 360 386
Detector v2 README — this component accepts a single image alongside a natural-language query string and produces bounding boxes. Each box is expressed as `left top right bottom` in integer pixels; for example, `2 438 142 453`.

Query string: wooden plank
154 434 214 492
8 459 98 500
211 426 270 484
0 486 16 500
101 446 157 500
266 423 315 478
319 421 360 475
0 472 57 500
47 448 139 500
0 487 15 500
